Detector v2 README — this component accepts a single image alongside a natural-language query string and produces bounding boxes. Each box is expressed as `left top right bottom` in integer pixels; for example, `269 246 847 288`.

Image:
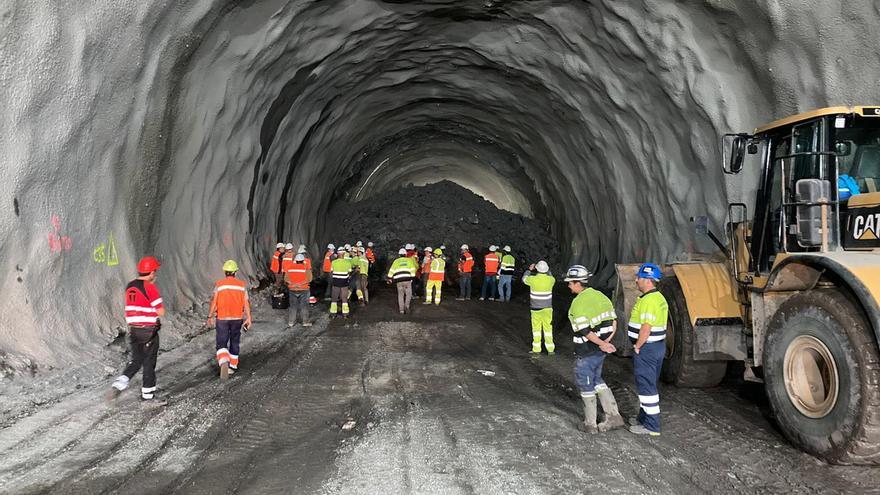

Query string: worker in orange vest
322 243 336 300
270 243 286 286
420 247 433 297
481 245 500 301
285 253 313 328
365 241 377 278
206 260 252 380
457 244 475 300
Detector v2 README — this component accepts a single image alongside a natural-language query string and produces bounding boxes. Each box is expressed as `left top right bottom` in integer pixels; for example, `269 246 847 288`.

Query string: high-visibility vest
459 251 474 273
270 250 283 273
365 248 376 264
330 257 352 286
428 257 446 281
286 261 310 291
214 277 248 320
421 256 432 276
304 256 313 272
523 271 555 310
484 253 500 275
387 257 417 282
500 254 515 275
322 251 334 273
628 290 668 344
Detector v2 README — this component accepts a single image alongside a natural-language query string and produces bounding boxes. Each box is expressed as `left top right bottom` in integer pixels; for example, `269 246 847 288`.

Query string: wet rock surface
2 291 879 494
327 181 562 272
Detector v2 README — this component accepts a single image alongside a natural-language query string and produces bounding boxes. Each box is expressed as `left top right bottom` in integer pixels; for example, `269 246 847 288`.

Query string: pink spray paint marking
48 215 72 253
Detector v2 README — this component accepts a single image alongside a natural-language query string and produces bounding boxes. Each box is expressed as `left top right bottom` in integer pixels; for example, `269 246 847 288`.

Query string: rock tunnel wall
1 0 878 367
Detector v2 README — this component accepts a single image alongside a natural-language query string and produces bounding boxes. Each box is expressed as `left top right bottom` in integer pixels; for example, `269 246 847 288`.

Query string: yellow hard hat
433 248 443 256
223 260 239 272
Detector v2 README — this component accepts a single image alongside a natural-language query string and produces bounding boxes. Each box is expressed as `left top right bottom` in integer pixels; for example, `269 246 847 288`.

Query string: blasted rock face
327 180 562 272
1 0 878 367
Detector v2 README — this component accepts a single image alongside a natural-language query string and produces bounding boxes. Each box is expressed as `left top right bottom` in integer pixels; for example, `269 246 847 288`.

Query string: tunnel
2 0 879 381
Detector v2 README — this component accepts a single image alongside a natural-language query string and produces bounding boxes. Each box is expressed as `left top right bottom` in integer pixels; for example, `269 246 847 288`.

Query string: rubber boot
579 395 598 434
596 388 625 432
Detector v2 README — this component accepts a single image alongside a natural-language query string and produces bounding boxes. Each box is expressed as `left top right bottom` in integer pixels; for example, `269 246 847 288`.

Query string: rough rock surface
1 0 879 368
327 181 562 271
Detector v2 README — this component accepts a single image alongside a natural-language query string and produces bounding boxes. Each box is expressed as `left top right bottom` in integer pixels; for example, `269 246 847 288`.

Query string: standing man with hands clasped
564 264 625 434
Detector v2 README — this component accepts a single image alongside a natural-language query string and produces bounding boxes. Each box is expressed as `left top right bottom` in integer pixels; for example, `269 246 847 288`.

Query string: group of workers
109 246 669 437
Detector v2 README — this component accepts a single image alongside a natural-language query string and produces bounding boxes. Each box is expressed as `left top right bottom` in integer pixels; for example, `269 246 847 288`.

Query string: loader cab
724 107 880 281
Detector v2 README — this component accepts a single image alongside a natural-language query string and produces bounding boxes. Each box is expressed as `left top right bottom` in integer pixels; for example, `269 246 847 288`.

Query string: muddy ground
2 285 879 494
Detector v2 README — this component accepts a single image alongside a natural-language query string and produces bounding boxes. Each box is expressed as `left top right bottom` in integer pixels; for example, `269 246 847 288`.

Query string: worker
498 245 516 302
420 247 433 297
108 256 166 404
285 253 313 327
480 245 500 301
627 263 668 436
206 260 253 380
365 241 376 265
322 243 336 300
457 244 474 300
353 247 370 305
424 248 446 305
564 264 625 433
329 246 353 318
387 248 418 314
522 260 555 354
270 243 286 286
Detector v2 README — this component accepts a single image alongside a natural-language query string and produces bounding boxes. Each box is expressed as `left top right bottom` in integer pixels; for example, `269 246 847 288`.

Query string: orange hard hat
137 256 161 273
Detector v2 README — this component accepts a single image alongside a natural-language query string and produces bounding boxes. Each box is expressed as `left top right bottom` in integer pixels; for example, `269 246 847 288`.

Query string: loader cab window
834 117 880 194
751 134 790 273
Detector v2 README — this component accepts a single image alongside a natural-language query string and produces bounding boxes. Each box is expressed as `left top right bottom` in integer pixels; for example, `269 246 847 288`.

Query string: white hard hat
276 242 285 249
295 253 305 262
503 245 511 252
344 243 351 250
356 241 363 247
285 243 294 250
536 260 550 273
461 244 469 250
563 264 592 282
398 248 407 255
425 246 433 252
337 246 345 253
327 243 336 250
367 242 374 247
489 245 497 251
440 245 446 250
405 243 414 250
297 246 307 254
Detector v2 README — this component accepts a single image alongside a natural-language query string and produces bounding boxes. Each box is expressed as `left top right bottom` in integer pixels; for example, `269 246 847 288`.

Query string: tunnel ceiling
2 0 879 365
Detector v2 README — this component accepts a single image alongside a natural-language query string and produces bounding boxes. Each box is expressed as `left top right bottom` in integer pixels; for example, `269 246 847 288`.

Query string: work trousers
530 308 554 353
122 326 159 399
425 279 443 304
481 275 497 299
498 274 513 301
288 289 310 324
356 274 369 303
323 273 332 298
634 340 665 433
330 286 350 315
574 352 606 397
459 272 472 299
396 281 413 313
216 319 242 369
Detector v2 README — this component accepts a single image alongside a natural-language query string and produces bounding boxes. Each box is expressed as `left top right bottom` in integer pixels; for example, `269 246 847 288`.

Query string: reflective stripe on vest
627 322 667 342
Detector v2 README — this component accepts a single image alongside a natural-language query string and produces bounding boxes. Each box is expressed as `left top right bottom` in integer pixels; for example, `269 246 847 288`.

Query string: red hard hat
137 256 161 273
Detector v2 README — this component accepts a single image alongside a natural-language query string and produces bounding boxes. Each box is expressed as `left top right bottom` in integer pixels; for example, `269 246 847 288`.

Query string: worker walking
627 263 668 436
424 248 446 305
322 243 336 300
457 244 474 300
108 256 166 404
498 245 516 302
564 264 625 433
206 261 253 380
523 261 555 354
387 248 418 314
353 247 370 305
285 253 313 327
420 247 433 297
480 245 500 301
330 247 353 318
270 243 286 286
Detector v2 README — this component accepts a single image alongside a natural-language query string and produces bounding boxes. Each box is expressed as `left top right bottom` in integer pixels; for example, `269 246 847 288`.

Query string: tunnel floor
2 289 879 494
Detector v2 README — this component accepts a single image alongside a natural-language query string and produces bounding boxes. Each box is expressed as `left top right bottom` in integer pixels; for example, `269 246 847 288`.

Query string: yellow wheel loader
614 106 880 464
